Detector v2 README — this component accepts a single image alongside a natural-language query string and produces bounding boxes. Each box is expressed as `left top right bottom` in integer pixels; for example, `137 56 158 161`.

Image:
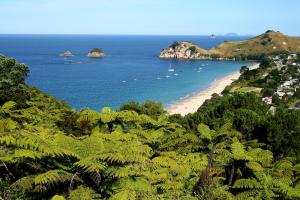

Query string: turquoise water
0 35 251 110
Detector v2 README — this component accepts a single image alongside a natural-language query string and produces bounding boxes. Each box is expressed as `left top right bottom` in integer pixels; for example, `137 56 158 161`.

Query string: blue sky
0 0 299 35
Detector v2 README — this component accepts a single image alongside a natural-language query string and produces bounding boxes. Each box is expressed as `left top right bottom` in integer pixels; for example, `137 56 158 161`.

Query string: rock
87 48 105 58
60 51 74 57
160 41 211 60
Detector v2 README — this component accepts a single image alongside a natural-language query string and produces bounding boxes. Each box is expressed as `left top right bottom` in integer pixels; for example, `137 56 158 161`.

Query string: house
269 106 277 115
276 91 285 98
287 54 297 60
262 96 272 105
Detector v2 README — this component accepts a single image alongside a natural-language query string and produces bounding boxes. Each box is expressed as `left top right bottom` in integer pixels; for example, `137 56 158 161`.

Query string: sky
0 0 300 36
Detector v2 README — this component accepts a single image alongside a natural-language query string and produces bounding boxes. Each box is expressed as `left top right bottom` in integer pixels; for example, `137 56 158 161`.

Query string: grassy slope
168 31 300 58
210 31 300 56
177 41 209 54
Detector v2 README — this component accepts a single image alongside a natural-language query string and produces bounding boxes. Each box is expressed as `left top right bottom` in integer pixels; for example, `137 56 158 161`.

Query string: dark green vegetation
1 55 300 199
90 48 103 53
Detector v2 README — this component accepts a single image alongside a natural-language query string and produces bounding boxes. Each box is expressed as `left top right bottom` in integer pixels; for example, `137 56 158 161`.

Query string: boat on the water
168 64 175 72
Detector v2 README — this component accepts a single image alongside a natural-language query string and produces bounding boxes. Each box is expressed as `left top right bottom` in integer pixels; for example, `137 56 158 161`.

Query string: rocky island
59 51 74 57
160 41 214 60
160 31 300 61
87 48 105 58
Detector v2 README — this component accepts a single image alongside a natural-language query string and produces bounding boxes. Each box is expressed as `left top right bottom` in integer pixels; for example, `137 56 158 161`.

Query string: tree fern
0 101 16 116
68 186 101 200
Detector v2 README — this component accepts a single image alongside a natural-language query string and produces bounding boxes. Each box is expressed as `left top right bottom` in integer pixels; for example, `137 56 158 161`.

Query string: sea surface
0 35 252 110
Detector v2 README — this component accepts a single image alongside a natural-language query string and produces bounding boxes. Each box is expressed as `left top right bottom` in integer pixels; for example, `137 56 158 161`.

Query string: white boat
122 80 126 83
201 64 205 67
174 73 178 76
165 75 170 78
168 64 175 72
156 77 161 80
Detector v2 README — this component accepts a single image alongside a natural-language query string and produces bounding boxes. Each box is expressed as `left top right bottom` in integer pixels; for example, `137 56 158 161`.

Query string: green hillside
1 54 300 199
210 31 300 57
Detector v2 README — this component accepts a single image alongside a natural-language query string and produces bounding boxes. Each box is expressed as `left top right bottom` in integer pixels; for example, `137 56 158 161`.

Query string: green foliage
240 65 249 74
120 101 166 120
188 46 197 54
0 56 29 106
90 48 103 53
68 186 101 200
1 55 299 200
259 55 272 68
170 41 180 49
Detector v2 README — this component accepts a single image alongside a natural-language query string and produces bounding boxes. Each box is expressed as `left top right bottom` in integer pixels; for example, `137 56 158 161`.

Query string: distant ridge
224 33 239 36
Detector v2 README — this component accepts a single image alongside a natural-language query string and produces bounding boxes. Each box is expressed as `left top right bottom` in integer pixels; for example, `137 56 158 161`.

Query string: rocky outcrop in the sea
60 51 74 57
87 48 105 58
160 41 211 60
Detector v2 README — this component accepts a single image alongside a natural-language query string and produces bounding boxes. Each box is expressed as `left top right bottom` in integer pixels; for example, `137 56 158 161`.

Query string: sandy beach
166 63 260 115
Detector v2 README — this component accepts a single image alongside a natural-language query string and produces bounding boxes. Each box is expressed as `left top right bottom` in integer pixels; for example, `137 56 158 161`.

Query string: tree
240 65 249 74
261 88 275 97
0 55 29 106
120 101 166 120
259 55 272 68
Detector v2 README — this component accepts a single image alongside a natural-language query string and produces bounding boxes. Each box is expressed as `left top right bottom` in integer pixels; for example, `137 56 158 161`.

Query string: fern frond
0 118 17 133
246 161 264 172
68 186 101 200
74 159 106 173
233 178 262 189
34 170 73 191
52 195 66 200
0 101 16 114
197 124 212 140
231 140 251 161
109 189 136 200
12 175 35 191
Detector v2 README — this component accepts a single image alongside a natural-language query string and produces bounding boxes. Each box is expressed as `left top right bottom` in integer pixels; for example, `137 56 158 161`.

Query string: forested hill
0 54 300 199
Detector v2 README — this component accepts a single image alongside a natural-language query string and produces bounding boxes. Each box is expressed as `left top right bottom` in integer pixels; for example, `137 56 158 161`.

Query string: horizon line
0 33 255 37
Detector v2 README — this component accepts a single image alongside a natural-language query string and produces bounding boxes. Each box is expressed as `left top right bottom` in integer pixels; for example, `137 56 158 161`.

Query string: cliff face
87 52 105 58
160 42 210 60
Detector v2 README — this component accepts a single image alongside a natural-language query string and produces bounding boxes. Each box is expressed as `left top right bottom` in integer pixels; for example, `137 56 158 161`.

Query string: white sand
166 63 260 115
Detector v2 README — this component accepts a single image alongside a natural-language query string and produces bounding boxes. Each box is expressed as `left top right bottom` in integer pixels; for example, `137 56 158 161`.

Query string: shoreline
166 63 260 115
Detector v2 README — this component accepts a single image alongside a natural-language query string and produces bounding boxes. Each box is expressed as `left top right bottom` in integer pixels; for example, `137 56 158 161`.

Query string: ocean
0 34 252 110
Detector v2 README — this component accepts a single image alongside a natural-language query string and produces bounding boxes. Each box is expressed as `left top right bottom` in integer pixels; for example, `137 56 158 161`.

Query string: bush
90 48 103 53
261 88 275 97
120 101 166 119
170 41 180 49
259 55 272 68
240 66 249 74
188 46 197 54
